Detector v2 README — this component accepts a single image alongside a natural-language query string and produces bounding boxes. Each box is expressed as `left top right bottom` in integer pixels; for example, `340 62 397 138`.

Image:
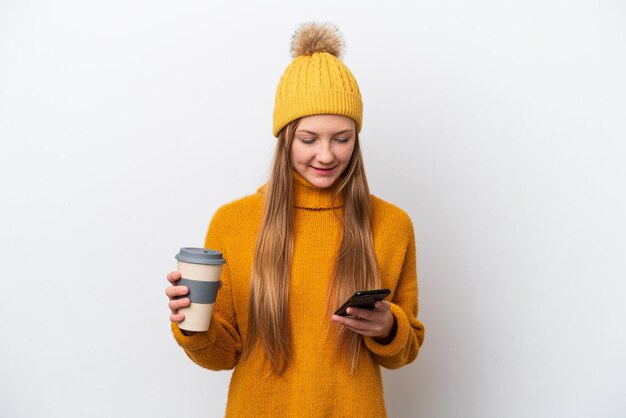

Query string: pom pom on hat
273 22 363 137
290 22 344 58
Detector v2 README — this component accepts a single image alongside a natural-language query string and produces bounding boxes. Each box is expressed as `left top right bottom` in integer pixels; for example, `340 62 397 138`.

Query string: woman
165 22 425 417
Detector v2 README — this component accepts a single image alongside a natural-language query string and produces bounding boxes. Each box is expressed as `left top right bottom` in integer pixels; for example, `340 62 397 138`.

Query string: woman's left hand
332 300 396 341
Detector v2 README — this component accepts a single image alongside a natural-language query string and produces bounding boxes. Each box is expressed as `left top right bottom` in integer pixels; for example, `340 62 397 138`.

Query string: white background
1 1 625 417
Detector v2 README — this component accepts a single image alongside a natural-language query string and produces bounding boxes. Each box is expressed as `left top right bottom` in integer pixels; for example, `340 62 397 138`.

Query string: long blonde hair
243 118 381 374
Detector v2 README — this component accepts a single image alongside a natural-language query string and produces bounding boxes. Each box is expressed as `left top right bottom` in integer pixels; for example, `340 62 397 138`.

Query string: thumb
374 300 391 312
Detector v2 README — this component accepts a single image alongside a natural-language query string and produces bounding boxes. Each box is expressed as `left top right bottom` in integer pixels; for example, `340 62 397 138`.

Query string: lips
311 165 337 175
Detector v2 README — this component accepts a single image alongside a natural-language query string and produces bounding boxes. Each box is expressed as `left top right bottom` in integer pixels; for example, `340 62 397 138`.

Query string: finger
332 314 369 331
169 298 190 311
170 312 185 323
166 271 182 284
332 319 377 337
373 300 391 312
346 307 376 321
165 285 189 299
333 313 390 335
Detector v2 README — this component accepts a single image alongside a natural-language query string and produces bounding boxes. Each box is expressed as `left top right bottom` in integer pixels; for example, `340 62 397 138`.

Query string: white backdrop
1 1 625 417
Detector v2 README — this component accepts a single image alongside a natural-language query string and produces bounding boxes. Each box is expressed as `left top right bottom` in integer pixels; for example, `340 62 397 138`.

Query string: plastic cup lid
175 247 226 265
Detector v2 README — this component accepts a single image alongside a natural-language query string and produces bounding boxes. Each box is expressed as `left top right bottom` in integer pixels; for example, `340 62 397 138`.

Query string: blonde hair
243 118 381 374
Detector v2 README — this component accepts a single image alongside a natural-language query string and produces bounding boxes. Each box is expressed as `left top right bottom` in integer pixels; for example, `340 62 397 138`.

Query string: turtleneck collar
292 171 344 209
257 171 344 210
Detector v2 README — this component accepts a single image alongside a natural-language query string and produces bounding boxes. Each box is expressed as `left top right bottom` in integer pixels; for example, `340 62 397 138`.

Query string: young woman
165 22 425 417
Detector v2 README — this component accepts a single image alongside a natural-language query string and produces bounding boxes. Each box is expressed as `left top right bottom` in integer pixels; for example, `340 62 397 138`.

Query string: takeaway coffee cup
175 247 226 332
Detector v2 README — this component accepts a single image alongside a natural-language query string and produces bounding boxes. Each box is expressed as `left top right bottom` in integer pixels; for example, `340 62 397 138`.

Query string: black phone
334 288 391 316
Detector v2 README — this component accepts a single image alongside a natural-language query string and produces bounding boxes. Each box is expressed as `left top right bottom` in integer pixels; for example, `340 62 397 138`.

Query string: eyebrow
295 129 354 136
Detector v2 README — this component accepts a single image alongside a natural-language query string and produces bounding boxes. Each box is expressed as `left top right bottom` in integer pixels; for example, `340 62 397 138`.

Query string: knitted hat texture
273 23 363 137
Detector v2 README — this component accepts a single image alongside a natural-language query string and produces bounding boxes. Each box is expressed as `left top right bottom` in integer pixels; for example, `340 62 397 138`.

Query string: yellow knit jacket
171 172 425 417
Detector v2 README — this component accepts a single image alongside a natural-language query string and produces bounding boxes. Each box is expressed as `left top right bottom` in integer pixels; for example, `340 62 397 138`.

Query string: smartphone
334 288 391 316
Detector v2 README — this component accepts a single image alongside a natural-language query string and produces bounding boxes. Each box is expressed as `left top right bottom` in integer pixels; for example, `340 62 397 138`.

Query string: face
290 114 357 189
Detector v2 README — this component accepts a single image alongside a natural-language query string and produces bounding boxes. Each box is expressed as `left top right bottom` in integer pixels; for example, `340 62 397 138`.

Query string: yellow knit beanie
273 22 363 137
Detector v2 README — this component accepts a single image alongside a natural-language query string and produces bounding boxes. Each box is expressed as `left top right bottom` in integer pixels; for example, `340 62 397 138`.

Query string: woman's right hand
165 271 190 323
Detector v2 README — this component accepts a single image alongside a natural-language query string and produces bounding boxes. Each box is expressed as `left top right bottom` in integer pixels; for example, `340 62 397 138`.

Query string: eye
299 138 316 145
334 137 350 143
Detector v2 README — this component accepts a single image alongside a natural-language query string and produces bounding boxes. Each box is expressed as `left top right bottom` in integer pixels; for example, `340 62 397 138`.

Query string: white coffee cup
175 247 225 332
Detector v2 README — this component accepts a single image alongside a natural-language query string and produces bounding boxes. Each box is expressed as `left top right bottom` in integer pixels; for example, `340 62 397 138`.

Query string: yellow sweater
171 173 425 417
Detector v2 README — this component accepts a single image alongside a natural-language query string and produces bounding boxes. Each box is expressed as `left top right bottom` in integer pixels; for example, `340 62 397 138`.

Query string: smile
311 166 337 175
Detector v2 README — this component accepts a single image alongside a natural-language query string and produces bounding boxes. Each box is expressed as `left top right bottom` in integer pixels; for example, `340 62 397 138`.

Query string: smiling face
290 114 357 189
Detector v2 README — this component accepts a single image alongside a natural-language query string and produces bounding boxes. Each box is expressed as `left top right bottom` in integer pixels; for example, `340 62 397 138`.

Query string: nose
316 141 335 165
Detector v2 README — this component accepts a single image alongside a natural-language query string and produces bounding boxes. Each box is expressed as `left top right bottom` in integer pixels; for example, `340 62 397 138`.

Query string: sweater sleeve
170 208 242 371
363 219 425 369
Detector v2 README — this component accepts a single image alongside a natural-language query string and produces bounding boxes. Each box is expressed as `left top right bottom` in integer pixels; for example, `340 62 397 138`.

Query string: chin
314 178 338 189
